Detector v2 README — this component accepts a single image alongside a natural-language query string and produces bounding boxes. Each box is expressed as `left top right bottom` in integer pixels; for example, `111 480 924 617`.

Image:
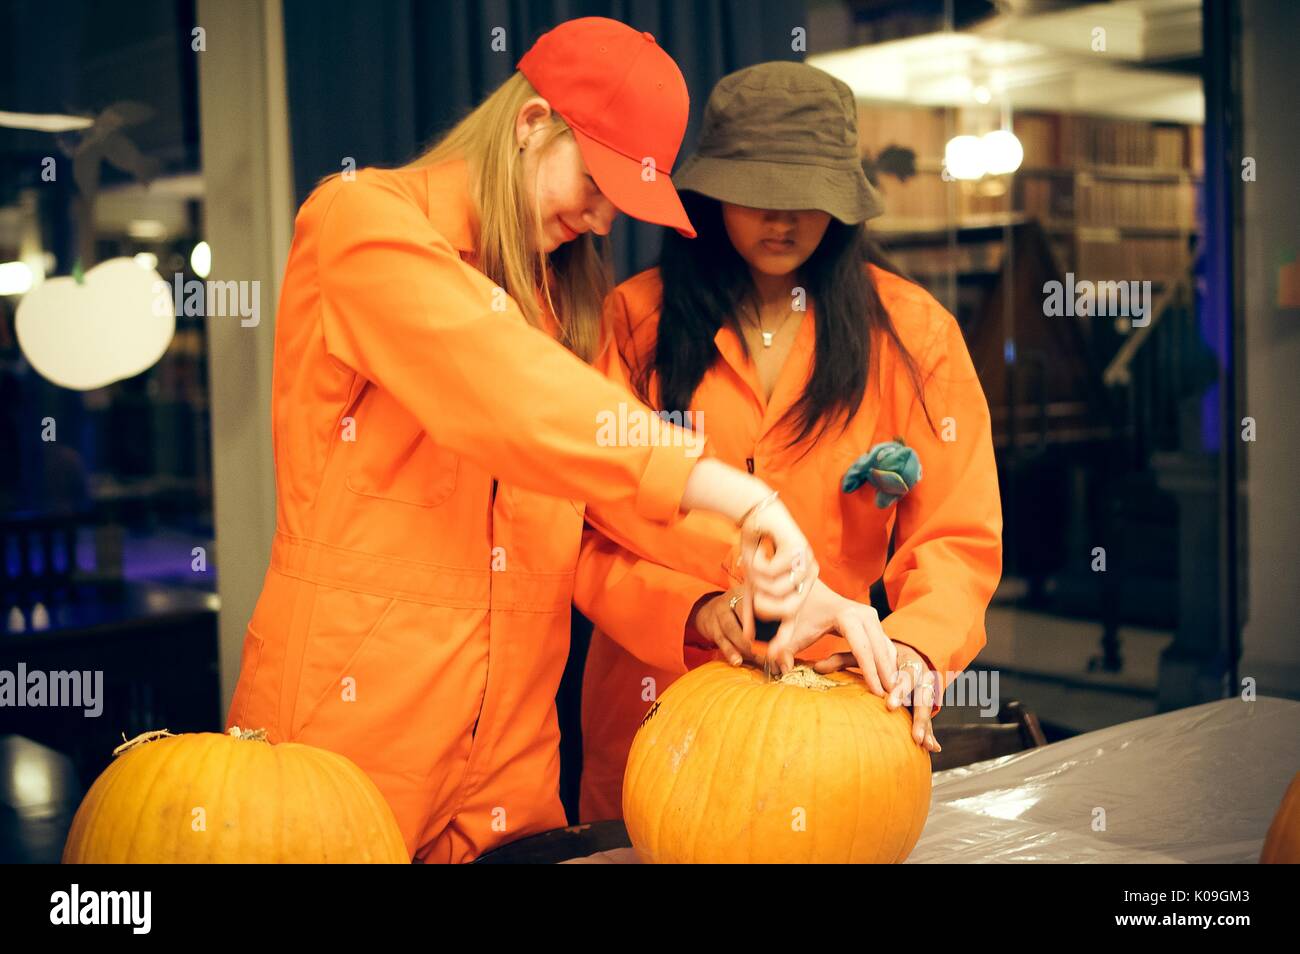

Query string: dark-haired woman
573 61 1003 822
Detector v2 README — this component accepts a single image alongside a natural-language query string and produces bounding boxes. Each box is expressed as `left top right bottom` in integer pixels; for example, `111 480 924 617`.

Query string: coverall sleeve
571 523 724 676
314 176 699 523
571 288 744 672
864 302 1003 713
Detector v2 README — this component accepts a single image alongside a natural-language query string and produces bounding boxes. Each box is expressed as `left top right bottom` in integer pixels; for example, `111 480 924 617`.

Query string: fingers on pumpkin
838 613 885 696
888 665 915 710
767 619 796 669
812 652 855 674
913 706 941 752
912 679 940 750
913 713 939 751
719 611 750 663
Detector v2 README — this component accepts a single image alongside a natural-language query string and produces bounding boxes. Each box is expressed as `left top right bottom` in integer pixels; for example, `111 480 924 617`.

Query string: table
558 696 1298 864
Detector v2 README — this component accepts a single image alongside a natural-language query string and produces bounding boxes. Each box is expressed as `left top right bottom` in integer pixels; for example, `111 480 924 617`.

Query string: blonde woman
225 19 817 863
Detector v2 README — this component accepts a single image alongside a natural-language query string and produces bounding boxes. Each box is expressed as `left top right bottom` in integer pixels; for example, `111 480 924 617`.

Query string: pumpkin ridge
297 743 335 862
664 673 744 860
282 742 317 863
860 700 889 860
745 667 788 861
876 695 906 860
124 735 189 863
640 667 735 860
157 734 196 864
692 674 760 860
200 733 236 864
307 745 348 862
198 738 240 863
833 683 865 863
240 730 270 862
804 679 825 861
321 743 383 861
887 703 930 861
325 744 390 862
219 725 273 862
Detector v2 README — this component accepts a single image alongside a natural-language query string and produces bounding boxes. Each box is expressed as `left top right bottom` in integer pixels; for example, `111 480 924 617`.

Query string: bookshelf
858 105 1202 293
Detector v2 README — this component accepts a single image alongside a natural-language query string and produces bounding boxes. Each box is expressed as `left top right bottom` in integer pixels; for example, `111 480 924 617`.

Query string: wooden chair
930 700 1049 772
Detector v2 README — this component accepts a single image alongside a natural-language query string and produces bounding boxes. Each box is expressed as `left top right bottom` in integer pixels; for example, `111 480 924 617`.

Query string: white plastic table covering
909 696 1296 863
568 696 1299 864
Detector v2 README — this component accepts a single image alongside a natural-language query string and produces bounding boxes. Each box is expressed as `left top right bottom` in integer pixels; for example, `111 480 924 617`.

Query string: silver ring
728 594 742 612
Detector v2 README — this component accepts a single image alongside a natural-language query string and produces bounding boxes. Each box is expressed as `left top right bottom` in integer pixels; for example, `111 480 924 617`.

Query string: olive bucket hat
675 61 884 223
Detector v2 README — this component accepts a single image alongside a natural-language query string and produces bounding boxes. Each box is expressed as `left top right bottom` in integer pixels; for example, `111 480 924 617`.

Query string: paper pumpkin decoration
16 257 174 390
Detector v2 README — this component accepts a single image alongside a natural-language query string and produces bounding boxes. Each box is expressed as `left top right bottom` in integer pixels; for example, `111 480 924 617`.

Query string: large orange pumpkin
623 661 931 863
1261 772 1300 864
63 727 408 863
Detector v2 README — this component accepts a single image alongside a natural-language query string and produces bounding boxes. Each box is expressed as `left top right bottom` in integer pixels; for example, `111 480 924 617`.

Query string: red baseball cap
517 17 696 238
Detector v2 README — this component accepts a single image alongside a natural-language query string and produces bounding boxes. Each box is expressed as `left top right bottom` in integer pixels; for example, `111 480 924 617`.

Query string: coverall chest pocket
342 387 458 507
826 442 896 567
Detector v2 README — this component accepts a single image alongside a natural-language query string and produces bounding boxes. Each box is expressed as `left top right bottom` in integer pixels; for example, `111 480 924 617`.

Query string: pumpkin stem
112 728 175 757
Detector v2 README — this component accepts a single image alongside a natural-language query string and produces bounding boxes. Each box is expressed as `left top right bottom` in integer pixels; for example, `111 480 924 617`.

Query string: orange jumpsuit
224 159 706 862
574 265 1004 822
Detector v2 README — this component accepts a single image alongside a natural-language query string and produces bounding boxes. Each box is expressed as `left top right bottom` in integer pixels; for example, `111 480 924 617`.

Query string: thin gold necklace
746 303 797 348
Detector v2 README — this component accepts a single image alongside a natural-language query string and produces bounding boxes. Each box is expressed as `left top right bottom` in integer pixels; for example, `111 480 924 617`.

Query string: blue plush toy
841 438 922 508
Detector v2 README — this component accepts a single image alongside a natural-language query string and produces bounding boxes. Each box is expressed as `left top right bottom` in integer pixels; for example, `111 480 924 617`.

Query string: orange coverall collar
424 158 479 256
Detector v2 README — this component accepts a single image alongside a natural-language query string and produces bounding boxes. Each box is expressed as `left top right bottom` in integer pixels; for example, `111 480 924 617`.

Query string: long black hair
632 191 933 456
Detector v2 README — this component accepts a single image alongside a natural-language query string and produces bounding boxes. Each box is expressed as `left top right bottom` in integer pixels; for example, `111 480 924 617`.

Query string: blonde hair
401 73 609 361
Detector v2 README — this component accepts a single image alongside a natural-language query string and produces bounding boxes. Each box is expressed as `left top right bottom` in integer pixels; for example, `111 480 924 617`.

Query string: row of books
1019 177 1076 222
884 233 1187 285
874 176 1195 231
1075 178 1197 229
1076 237 1191 282
871 172 1016 224
1014 113 1193 171
1020 175 1196 230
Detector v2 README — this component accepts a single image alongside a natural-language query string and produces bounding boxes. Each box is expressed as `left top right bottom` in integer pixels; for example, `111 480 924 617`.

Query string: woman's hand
735 492 819 625
815 640 942 753
679 459 818 622
766 579 897 693
686 587 753 667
